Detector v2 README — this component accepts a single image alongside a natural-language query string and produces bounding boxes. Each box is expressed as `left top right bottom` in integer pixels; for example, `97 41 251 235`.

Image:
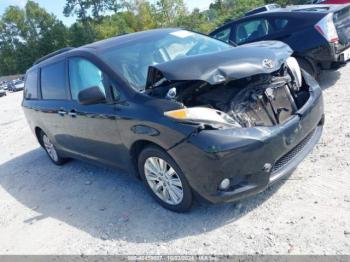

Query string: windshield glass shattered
100 30 232 91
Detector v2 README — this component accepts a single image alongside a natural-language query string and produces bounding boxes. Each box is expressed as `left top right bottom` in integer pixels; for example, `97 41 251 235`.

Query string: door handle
58 109 67 116
68 109 77 118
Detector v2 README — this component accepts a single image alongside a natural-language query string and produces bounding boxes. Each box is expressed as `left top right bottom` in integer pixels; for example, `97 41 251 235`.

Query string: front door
63 57 125 168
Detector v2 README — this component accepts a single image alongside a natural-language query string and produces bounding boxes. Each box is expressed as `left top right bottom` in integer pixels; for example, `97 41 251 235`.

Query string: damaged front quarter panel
145 40 312 131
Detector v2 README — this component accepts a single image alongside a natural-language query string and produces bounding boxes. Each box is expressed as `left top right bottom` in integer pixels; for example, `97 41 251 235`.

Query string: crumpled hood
146 41 293 89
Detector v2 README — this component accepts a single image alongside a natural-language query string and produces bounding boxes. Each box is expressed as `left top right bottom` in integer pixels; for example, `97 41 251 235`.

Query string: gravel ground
0 65 349 255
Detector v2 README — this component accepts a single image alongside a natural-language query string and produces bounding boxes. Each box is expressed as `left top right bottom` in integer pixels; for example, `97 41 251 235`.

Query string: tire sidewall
138 146 193 212
39 131 66 165
296 57 319 79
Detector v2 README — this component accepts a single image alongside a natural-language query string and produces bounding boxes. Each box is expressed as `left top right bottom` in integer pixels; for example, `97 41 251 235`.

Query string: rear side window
41 60 67 100
68 58 106 100
24 70 38 100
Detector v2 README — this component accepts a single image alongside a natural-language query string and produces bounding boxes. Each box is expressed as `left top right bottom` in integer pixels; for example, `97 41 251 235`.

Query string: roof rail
33 47 75 65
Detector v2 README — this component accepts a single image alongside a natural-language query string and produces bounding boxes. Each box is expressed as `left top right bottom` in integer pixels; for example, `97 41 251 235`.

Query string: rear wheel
138 146 193 212
297 57 319 79
40 131 68 165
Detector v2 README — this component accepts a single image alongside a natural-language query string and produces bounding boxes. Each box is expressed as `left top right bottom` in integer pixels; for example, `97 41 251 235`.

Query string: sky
0 0 215 26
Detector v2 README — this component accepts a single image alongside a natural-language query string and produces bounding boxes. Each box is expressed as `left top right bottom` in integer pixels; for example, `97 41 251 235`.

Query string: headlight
164 107 241 128
286 57 302 90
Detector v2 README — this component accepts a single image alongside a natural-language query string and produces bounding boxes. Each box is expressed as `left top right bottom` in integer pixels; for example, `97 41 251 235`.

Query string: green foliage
0 0 310 75
0 1 69 75
155 0 187 26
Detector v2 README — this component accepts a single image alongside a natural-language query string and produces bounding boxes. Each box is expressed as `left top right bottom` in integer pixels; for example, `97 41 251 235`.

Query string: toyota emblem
262 59 275 69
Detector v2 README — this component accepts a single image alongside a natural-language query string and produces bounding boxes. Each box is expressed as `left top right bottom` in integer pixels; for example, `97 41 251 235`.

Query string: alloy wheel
144 157 184 205
42 134 58 162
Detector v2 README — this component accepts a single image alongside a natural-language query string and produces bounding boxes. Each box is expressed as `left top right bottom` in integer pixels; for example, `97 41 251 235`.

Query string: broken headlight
286 57 302 91
164 107 241 128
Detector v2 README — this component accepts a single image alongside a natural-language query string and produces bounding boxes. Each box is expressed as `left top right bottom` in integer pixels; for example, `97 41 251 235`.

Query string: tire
138 145 193 212
296 57 319 79
39 131 68 165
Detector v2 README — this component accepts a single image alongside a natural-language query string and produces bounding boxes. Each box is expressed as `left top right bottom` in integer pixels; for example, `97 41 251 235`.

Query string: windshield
100 30 232 91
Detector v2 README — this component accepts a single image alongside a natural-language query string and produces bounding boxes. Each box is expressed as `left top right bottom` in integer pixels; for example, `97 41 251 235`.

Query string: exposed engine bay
146 58 310 128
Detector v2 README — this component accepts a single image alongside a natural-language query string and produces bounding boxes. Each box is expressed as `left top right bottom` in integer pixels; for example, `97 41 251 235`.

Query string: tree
105 0 125 13
89 0 106 20
63 0 95 41
0 1 69 75
68 22 92 46
135 1 157 30
156 0 187 27
180 8 213 33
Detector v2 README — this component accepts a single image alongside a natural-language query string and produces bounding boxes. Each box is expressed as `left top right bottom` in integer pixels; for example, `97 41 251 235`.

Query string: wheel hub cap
144 157 184 205
43 135 58 162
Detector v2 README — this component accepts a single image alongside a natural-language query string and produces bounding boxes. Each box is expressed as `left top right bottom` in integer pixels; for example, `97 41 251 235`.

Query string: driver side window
68 58 106 100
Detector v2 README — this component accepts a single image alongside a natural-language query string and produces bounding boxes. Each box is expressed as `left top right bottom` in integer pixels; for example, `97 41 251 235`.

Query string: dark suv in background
210 4 350 78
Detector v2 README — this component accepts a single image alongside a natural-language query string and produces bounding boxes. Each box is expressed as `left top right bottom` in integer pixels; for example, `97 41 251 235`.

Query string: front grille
272 129 316 174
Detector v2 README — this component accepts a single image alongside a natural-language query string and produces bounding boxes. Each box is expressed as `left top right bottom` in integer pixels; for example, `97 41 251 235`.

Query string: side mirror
78 86 106 105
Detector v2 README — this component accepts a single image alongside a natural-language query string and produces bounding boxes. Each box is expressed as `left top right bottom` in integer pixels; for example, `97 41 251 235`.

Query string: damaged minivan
22 29 324 212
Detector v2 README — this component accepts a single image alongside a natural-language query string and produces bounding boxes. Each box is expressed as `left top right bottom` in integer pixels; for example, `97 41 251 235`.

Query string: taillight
314 13 339 44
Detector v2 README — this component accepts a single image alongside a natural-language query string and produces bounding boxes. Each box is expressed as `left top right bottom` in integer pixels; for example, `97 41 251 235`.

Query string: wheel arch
129 139 167 178
34 126 44 147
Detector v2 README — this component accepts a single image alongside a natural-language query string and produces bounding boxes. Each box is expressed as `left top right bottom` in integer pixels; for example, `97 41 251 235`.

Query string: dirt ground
0 65 349 255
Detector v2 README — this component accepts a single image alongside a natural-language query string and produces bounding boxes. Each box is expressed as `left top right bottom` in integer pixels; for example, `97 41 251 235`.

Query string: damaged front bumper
167 73 324 204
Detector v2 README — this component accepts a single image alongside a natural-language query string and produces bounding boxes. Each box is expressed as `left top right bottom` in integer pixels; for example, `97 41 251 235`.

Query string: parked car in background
0 87 6 97
0 82 7 90
6 81 15 91
1 81 10 90
23 29 324 212
312 0 350 4
8 80 24 92
210 4 350 78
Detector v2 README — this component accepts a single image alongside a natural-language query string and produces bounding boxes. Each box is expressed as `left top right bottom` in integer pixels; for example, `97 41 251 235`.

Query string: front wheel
138 146 193 212
40 131 68 165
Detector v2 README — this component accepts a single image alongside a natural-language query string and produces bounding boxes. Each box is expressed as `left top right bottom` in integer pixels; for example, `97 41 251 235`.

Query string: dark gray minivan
22 29 324 212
